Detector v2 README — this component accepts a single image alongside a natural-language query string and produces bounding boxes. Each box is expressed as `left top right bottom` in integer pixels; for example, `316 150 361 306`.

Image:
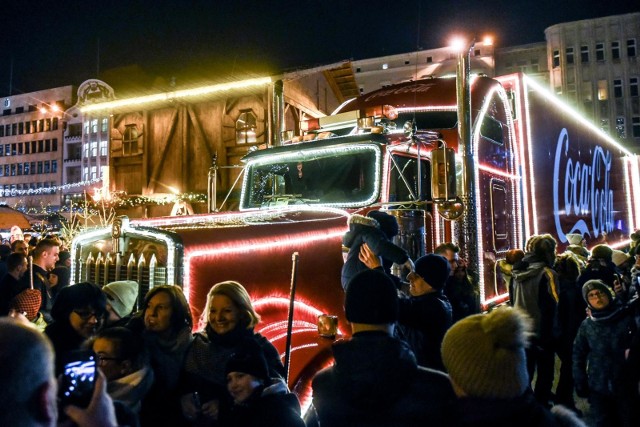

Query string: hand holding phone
59 351 97 409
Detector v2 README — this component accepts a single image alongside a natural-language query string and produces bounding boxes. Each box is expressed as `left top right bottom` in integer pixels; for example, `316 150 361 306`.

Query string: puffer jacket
573 303 636 396
341 214 409 289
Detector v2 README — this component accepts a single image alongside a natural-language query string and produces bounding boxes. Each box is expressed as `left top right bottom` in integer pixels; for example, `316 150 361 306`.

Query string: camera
59 351 97 408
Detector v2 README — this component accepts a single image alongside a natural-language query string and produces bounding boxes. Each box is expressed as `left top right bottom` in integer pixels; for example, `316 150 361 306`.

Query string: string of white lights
0 178 102 196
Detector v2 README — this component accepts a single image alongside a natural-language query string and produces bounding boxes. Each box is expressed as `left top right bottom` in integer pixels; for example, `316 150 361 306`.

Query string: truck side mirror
431 147 457 202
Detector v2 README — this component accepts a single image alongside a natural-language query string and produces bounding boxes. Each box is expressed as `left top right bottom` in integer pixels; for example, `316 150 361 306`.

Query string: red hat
9 289 41 321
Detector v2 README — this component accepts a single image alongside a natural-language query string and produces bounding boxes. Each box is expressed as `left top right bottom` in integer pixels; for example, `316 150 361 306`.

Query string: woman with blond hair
179 281 285 425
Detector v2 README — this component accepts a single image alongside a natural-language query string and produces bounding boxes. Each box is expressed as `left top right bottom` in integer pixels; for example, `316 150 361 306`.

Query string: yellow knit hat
441 307 533 399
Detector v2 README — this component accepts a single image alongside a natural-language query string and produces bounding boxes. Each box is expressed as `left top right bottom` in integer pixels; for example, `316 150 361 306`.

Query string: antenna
96 38 101 78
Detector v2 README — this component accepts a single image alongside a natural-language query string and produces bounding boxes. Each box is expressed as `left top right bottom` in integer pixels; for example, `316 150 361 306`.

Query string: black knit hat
414 254 451 290
225 341 269 382
345 269 398 324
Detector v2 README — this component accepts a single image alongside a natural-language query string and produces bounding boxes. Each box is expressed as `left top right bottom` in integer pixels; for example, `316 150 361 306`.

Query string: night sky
1 0 638 95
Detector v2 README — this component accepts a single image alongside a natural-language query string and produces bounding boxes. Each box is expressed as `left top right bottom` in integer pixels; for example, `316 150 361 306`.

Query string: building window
83 167 88 181
632 117 640 138
616 117 626 139
30 162 35 175
122 124 140 155
25 121 30 133
11 143 16 155
52 138 57 151
566 47 574 65
83 143 89 158
45 119 51 132
600 118 610 134
99 140 108 156
45 139 51 152
553 50 560 68
18 122 23 134
530 58 539 72
426 56 433 63
614 79 623 98
101 118 108 132
17 143 23 155
37 162 43 174
38 140 44 152
17 163 22 175
44 161 50 174
90 141 97 157
355 67 361 73
235 110 257 144
52 117 58 130
597 80 608 100
52 160 57 173
90 166 97 180
612 41 620 60
628 39 637 57
581 45 589 63
24 162 29 174
91 119 98 133
631 77 639 97
84 121 89 135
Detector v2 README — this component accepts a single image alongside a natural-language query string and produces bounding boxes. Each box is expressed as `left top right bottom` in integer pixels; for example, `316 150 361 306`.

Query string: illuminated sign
554 128 613 241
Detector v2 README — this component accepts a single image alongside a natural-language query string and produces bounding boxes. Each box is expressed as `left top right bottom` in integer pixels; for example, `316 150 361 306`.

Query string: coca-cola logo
553 128 613 243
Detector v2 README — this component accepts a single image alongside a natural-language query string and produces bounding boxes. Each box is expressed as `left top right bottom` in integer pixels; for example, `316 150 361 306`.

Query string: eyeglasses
72 310 102 320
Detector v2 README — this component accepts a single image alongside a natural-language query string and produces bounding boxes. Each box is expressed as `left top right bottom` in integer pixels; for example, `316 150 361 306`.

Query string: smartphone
59 351 97 408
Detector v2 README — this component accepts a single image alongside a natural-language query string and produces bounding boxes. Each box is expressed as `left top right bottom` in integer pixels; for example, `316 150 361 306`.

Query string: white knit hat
611 250 630 267
102 280 138 319
566 233 584 245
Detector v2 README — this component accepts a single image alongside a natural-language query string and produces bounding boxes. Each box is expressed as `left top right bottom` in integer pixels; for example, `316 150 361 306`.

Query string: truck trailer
70 71 640 413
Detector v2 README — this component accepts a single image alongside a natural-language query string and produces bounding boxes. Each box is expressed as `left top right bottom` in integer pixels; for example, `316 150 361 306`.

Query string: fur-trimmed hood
348 213 379 228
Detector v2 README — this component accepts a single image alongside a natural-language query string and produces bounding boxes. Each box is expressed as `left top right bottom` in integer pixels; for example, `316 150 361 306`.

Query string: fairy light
1 178 102 197
239 143 382 210
471 81 523 307
80 76 272 113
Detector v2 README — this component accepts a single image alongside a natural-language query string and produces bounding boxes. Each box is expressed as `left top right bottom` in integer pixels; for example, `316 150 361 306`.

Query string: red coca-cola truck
70 72 639 413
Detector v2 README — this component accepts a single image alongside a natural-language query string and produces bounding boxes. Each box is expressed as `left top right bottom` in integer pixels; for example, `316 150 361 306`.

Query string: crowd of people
1 216 640 426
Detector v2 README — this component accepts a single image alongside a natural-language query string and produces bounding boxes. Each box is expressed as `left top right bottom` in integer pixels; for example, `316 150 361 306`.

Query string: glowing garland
0 178 103 197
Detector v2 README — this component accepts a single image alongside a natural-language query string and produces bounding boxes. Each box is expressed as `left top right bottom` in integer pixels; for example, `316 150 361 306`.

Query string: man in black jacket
310 269 455 427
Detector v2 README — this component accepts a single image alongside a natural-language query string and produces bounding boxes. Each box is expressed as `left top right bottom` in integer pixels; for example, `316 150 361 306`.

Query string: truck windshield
241 144 380 209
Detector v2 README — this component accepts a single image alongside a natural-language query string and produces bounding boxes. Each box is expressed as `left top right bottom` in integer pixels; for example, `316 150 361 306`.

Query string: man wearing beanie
396 253 453 371
103 280 138 327
573 279 639 427
310 269 455 427
441 307 585 427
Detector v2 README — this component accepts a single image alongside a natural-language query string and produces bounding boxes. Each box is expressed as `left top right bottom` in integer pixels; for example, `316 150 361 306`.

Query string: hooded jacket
341 214 409 289
510 254 559 342
311 331 455 427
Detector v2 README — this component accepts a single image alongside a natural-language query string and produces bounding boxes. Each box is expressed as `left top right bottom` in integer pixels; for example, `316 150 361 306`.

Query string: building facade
0 86 75 210
62 80 116 208
545 12 640 146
